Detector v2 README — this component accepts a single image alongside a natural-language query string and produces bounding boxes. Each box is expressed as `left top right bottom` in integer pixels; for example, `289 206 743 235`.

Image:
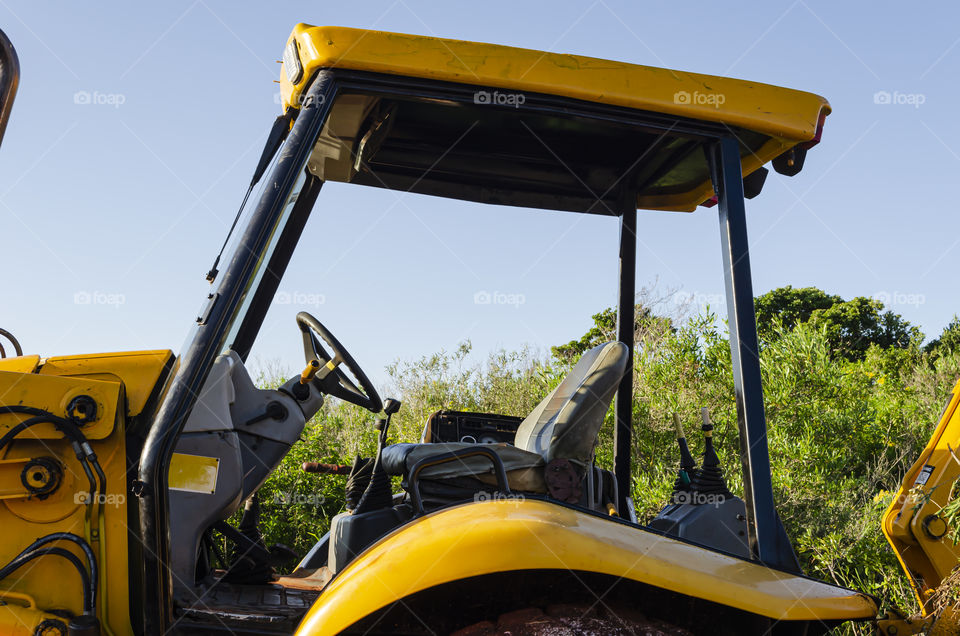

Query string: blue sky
0 2 957 387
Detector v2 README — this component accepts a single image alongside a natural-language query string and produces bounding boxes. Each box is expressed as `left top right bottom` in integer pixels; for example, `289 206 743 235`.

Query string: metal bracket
0 456 62 500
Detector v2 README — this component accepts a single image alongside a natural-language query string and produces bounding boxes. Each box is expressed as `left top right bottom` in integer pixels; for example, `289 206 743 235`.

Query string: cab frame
137 64 806 634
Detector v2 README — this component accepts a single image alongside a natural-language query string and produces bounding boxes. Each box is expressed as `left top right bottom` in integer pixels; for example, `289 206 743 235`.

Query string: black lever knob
242 401 287 427
383 398 401 416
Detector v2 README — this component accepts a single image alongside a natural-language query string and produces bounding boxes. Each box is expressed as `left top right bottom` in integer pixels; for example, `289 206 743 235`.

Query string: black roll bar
0 27 19 149
136 72 338 634
709 136 799 572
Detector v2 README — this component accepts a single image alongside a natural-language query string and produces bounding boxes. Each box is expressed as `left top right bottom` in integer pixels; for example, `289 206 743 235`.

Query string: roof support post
614 194 637 517
137 71 339 634
710 136 798 571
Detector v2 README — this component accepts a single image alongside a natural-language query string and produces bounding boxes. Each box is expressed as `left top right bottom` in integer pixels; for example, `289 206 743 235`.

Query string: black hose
0 407 101 456
0 406 103 618
14 533 97 610
0 411 84 447
0 547 93 614
0 328 21 357
0 415 56 448
77 451 98 504
0 407 103 503
0 405 48 417
91 459 107 508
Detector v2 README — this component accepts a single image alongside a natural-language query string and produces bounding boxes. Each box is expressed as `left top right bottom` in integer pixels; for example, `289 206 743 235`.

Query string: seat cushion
380 442 546 492
514 341 628 466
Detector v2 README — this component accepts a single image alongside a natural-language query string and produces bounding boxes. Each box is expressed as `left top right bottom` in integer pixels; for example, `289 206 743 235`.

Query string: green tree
925 316 960 358
551 305 672 361
809 296 922 361
754 286 841 337
755 286 921 361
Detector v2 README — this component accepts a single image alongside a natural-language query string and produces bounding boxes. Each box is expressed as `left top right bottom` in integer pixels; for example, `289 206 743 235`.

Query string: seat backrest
514 341 629 466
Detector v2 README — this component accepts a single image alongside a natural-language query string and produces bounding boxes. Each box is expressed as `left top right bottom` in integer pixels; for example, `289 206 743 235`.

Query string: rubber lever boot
354 399 401 514
671 413 698 494
689 408 733 500
344 455 374 511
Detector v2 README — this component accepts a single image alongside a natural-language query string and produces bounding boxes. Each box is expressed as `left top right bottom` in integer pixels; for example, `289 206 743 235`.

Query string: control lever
301 462 352 475
241 401 287 427
690 408 733 499
300 358 321 383
291 359 320 401
671 413 698 493
378 398 401 442
354 398 401 514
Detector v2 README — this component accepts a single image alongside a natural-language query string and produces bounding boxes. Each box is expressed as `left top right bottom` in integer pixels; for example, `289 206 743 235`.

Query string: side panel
39 349 175 416
0 373 132 633
0 351 171 634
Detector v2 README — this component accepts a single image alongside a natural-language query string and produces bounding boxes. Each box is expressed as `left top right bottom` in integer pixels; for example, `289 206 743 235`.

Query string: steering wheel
295 312 383 413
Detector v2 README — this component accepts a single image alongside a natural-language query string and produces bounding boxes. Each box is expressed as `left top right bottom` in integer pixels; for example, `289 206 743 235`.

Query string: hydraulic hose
0 328 22 357
14 533 97 610
0 546 93 614
0 406 86 446
0 407 105 618
0 407 104 502
1 409 107 628
0 414 65 448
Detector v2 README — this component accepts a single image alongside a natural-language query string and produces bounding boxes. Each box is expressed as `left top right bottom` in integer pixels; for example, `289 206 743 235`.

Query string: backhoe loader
0 22 956 636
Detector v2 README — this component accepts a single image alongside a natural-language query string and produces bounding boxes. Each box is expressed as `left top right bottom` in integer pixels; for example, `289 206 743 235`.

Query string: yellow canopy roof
279 25 830 212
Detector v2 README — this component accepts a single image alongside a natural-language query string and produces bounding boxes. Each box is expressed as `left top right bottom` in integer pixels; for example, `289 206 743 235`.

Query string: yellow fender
295 499 876 634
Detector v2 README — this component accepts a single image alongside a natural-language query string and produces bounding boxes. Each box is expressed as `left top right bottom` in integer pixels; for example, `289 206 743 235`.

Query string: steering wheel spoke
296 312 383 413
315 354 343 381
334 369 361 394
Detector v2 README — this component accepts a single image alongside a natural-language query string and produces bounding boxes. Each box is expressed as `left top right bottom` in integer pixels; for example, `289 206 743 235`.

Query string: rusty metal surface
451 605 694 636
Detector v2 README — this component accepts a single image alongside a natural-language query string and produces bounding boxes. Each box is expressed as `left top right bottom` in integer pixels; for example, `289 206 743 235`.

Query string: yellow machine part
884 378 960 611
36 349 174 416
0 591 72 636
0 371 121 441
295 499 877 635
0 350 173 636
0 355 40 374
278 25 830 212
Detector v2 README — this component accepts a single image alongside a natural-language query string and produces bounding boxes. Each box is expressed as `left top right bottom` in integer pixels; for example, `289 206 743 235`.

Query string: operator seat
381 341 629 501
